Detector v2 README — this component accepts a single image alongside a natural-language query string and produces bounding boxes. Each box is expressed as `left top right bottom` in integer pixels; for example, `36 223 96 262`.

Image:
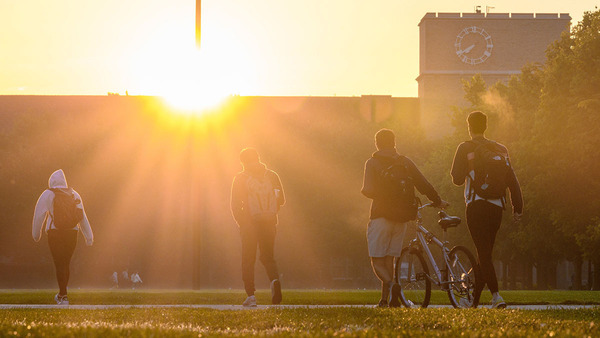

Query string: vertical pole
196 0 201 48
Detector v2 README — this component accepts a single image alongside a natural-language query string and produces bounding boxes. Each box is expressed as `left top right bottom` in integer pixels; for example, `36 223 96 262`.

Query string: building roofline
419 12 571 26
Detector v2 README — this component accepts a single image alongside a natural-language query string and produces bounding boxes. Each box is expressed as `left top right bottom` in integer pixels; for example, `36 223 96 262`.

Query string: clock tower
417 12 571 136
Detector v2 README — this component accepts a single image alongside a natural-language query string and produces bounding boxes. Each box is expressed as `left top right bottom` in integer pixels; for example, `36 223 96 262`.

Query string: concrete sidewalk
0 304 597 310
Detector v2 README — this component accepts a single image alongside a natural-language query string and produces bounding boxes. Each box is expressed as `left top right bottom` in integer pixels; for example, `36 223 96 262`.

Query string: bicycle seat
438 210 461 230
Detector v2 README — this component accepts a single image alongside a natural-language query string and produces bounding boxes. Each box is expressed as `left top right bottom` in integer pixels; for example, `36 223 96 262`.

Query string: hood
243 162 267 178
48 169 68 189
372 148 399 161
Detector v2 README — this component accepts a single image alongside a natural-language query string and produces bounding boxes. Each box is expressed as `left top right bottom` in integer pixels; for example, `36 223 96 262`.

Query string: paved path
0 304 597 310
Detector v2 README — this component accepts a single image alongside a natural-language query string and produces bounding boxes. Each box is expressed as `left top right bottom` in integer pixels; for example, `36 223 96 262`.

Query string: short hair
375 129 395 150
467 111 487 134
239 148 259 165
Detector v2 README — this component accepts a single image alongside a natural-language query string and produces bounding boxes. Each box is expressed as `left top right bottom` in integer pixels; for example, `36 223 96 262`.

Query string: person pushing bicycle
362 129 449 307
451 111 523 308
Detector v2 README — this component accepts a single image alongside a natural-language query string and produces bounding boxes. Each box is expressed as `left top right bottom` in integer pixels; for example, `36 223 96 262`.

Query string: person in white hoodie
32 169 93 305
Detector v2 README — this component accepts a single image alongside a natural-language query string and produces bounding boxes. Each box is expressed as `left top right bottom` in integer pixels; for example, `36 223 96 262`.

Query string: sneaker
375 299 388 308
54 294 68 305
406 299 415 308
491 295 507 309
242 295 257 307
458 297 472 308
388 283 401 307
270 279 282 305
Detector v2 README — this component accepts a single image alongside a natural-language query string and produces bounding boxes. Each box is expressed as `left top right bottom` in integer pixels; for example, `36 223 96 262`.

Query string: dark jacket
361 149 442 222
231 162 285 227
450 136 523 214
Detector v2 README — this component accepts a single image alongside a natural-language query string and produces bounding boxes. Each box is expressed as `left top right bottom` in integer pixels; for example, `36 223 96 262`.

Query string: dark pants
240 221 279 296
466 200 503 305
47 229 78 296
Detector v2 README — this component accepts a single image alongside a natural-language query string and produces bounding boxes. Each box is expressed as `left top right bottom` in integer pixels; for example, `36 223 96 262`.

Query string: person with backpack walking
451 111 523 308
231 148 285 307
362 129 448 307
32 169 93 305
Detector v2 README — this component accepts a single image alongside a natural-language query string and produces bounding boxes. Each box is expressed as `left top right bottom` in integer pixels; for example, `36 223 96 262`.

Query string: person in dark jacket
231 148 285 307
451 111 523 309
362 129 448 307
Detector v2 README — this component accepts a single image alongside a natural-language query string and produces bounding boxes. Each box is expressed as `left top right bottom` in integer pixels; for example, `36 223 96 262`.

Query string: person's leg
387 221 408 306
466 202 488 307
47 230 78 297
481 202 503 305
257 221 279 282
240 225 258 296
367 218 397 305
371 256 394 301
467 201 502 307
257 220 282 304
481 203 502 295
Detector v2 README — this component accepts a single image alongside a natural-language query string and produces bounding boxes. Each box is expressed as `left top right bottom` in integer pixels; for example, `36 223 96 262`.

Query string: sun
127 21 245 115
157 49 232 114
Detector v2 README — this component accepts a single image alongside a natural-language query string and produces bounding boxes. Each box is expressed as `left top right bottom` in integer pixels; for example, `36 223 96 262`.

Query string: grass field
2 307 598 337
1 290 599 337
0 289 599 305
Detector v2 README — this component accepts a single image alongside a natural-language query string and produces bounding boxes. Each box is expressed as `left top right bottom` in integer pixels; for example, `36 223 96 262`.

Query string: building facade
417 12 571 136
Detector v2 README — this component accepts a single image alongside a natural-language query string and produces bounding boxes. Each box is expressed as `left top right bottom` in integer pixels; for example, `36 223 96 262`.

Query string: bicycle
394 202 478 308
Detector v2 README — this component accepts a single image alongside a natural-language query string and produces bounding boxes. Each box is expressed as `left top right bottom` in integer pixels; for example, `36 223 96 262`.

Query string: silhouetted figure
110 271 119 289
131 272 143 289
32 169 93 305
362 129 448 307
231 148 285 307
451 111 523 308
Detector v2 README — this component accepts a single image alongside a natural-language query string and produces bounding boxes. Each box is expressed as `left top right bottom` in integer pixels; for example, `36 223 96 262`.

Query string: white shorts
366 218 410 258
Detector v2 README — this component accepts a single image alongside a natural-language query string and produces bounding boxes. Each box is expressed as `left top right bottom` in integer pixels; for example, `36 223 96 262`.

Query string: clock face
455 26 493 65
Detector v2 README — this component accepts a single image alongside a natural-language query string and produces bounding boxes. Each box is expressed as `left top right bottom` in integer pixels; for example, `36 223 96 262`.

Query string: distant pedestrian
362 129 448 307
451 111 523 308
32 169 93 305
110 271 119 289
131 272 143 289
231 148 285 307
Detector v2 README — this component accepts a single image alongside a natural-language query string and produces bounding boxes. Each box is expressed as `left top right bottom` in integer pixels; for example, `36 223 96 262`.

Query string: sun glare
128 21 246 116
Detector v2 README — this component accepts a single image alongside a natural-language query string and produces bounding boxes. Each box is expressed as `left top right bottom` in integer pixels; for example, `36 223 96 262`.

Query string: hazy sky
0 0 597 99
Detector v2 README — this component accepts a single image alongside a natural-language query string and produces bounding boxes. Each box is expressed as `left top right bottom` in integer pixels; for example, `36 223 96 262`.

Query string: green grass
0 289 599 305
1 307 598 337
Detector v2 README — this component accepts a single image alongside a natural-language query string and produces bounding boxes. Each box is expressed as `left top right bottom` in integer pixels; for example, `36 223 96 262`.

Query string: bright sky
0 0 597 98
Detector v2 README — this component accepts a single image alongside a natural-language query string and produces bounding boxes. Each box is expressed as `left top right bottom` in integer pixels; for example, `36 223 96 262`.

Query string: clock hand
463 44 475 54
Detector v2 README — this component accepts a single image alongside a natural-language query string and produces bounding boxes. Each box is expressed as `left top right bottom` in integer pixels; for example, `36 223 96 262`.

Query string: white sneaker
54 294 68 305
242 295 257 307
491 295 507 309
459 298 472 308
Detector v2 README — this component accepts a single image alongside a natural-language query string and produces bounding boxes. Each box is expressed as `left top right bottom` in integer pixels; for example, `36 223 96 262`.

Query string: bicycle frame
406 207 457 289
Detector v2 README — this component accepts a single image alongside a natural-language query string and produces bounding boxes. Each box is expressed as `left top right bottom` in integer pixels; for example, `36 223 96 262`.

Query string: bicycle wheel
395 247 431 308
447 246 477 308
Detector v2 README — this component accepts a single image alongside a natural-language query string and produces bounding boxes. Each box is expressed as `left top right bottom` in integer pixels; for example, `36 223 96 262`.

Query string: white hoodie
32 169 94 245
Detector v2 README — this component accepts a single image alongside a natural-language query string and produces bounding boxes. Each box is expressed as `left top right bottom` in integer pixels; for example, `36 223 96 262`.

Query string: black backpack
469 140 511 199
50 188 83 230
379 155 416 206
